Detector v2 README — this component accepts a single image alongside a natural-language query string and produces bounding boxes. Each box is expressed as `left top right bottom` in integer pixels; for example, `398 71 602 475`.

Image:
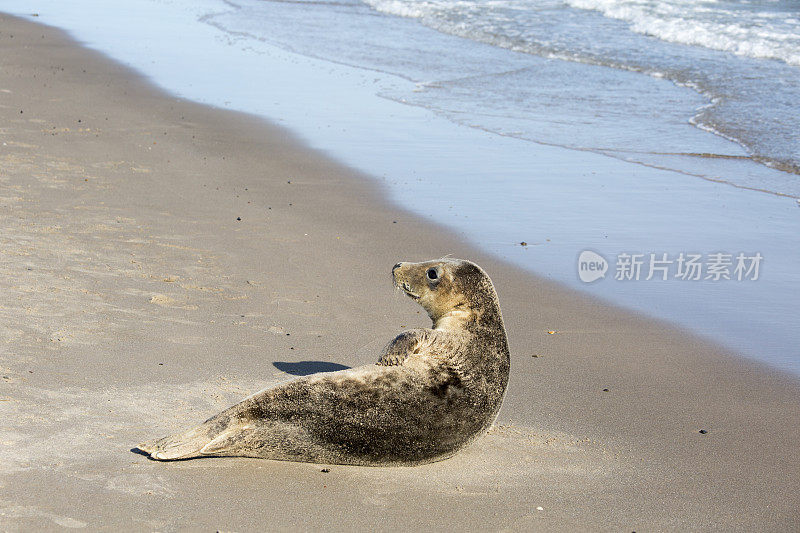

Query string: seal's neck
433 308 472 331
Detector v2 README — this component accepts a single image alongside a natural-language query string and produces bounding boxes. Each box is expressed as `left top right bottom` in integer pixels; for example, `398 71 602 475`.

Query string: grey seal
136 258 510 466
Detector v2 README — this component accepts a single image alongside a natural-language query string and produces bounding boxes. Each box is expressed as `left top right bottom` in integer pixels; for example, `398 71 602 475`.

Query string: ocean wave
362 0 800 177
366 0 800 67
566 0 800 67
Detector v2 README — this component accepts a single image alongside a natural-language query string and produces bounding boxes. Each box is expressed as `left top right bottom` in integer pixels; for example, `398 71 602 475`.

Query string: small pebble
520 241 528 246
321 468 330 473
236 217 241 221
699 429 708 434
602 388 609 392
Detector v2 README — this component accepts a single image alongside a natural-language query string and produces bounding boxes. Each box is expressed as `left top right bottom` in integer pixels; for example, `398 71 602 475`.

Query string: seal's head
392 259 502 330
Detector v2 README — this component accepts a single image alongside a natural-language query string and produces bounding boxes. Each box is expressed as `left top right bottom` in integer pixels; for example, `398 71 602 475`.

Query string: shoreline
4 2 797 373
1 13 798 531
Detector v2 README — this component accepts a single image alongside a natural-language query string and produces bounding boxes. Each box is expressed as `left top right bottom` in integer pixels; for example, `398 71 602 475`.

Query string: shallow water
2 0 798 374
365 0 800 177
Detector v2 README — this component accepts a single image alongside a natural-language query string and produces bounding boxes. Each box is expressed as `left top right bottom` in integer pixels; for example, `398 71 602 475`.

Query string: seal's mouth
398 280 420 300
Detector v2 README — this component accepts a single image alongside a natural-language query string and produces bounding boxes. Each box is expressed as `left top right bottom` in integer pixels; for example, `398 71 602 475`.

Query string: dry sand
1 13 798 531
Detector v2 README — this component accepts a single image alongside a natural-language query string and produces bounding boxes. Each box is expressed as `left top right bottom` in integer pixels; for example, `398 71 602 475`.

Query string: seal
136 258 510 466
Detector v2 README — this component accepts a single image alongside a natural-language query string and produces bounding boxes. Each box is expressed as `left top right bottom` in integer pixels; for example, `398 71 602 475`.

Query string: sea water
1 0 798 373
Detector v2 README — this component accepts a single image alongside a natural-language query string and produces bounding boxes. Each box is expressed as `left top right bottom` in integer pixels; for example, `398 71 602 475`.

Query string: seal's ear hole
426 268 439 282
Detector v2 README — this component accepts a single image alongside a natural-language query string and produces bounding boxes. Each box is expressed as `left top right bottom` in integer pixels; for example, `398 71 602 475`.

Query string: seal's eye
426 268 438 281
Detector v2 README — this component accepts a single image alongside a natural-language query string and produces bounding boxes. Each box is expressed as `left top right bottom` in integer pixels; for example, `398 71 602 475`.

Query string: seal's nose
392 262 403 273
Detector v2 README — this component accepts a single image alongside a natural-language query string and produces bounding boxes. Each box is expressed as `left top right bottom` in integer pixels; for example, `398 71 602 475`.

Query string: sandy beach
1 13 798 531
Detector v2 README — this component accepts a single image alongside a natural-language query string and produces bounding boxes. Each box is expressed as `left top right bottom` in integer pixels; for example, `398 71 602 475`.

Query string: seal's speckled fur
137 259 510 466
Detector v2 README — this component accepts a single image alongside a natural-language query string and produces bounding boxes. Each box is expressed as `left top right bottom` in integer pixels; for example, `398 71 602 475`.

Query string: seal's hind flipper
199 425 252 456
135 438 159 455
138 425 211 461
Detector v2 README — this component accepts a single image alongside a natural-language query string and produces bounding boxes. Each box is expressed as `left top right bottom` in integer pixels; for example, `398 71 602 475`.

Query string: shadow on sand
272 360 351 376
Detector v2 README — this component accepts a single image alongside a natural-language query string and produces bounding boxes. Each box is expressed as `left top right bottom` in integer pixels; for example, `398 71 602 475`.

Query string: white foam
367 0 800 68
363 0 431 19
566 0 800 66
366 0 800 67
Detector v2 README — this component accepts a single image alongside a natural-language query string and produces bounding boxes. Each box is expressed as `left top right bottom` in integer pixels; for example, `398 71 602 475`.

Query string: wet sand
0 14 798 531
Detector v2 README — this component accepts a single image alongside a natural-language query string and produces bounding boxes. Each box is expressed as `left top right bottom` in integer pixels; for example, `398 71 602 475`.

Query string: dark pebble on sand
602 388 609 392
321 468 330 473
699 429 708 434
236 216 241 221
